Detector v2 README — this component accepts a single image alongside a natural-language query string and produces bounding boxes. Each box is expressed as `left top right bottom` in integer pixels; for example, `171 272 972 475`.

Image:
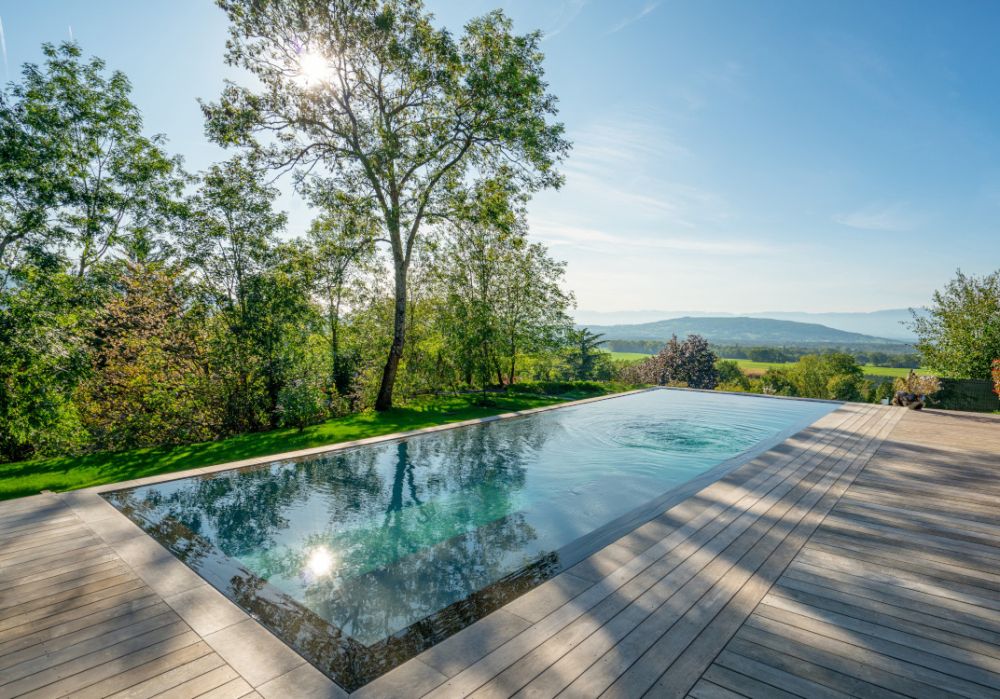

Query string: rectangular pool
104 389 837 690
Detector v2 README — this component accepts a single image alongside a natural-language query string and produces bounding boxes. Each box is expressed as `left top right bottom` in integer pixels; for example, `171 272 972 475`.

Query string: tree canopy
205 0 570 409
910 269 1000 379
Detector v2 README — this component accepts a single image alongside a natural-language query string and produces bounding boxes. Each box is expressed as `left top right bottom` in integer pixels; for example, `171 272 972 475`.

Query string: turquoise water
106 389 834 679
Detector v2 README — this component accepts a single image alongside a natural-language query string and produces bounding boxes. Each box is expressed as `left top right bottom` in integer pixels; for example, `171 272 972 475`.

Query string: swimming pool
104 389 837 690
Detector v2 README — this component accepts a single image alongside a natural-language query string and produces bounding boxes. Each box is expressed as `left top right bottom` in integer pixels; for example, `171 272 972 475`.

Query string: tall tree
2 43 183 278
304 198 378 398
566 328 607 381
433 206 572 388
910 269 1000 379
180 157 293 431
204 0 569 409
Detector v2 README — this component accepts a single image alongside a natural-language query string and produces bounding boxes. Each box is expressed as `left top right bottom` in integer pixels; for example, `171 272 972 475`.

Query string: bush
827 373 863 401
618 334 719 389
276 380 329 431
761 368 798 396
716 360 750 390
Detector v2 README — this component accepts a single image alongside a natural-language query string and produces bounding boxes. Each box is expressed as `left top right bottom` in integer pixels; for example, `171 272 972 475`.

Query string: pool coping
55 388 854 697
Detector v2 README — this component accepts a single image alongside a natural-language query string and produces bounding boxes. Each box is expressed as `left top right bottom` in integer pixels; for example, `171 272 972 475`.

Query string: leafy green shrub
827 374 863 401
716 360 750 390
276 380 329 431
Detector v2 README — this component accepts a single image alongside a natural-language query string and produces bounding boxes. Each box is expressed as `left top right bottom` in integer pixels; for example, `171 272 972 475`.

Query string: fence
930 378 1000 412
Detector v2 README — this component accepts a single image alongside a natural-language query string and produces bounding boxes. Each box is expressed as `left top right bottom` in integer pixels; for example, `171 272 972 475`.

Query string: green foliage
827 374 863 401
565 328 610 381
207 0 570 409
0 34 586 468
715 360 750 389
75 259 220 452
276 379 329 431
910 269 1000 379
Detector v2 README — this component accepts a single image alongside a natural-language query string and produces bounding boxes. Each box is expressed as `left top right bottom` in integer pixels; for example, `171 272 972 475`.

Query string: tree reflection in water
105 417 556 690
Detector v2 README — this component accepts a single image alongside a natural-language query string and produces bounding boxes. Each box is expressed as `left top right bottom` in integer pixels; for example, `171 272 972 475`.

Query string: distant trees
620 335 719 389
206 0 570 410
910 269 1000 379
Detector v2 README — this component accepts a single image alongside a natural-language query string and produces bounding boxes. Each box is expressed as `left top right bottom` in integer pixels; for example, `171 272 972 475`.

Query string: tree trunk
375 260 407 411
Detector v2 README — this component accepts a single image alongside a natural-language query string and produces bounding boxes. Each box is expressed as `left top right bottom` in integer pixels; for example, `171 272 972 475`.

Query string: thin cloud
0 17 8 80
610 1 661 34
834 203 917 232
544 0 588 41
532 221 771 256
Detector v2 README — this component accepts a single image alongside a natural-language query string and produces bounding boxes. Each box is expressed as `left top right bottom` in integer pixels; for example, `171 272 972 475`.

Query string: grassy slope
0 391 603 501
607 351 652 362
728 359 933 378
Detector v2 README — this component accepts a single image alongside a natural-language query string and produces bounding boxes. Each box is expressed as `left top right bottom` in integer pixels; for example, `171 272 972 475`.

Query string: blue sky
2 1 998 313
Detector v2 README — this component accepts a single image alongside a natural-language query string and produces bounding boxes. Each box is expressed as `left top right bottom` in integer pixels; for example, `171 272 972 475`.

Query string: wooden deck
0 398 997 698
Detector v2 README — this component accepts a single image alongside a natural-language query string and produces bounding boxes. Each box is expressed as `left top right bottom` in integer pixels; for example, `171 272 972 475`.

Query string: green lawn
0 390 605 502
607 351 652 362
726 358 932 378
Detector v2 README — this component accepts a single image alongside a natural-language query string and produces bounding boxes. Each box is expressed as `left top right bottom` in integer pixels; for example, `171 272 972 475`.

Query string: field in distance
606 352 933 378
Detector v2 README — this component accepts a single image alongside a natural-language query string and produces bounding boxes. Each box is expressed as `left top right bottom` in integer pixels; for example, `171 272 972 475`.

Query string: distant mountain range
574 308 922 341
582 316 903 346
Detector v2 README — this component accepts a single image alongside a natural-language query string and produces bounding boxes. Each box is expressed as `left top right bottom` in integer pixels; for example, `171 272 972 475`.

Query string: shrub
716 360 750 390
993 359 1000 396
618 334 719 389
761 368 798 396
276 380 329 431
827 374 863 401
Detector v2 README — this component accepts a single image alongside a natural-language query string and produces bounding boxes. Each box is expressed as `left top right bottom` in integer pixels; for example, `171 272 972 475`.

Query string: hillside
574 308 922 341
582 316 898 345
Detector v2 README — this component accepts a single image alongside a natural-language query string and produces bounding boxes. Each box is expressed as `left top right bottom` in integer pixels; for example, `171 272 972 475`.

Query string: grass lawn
607 351 652 362
727 358 933 378
0 389 610 502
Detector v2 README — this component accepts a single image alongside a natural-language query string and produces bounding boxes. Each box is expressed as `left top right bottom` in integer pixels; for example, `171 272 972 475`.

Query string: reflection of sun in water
304 546 336 578
295 51 334 87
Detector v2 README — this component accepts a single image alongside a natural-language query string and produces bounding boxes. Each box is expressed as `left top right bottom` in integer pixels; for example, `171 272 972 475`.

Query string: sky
2 0 999 314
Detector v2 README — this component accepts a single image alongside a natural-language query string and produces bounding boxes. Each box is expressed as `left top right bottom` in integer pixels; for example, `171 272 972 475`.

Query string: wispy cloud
0 17 8 80
834 203 917 232
543 0 588 41
609 1 662 34
556 116 728 229
532 221 771 256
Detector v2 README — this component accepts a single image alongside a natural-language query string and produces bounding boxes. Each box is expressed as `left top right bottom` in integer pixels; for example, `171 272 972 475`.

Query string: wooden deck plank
689 408 1000 699
626 406 900 697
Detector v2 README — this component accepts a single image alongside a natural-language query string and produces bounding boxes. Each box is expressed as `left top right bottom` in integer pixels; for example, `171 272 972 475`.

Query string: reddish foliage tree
619 334 719 389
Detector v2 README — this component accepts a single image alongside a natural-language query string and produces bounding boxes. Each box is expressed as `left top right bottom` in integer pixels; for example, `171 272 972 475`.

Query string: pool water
105 389 836 690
